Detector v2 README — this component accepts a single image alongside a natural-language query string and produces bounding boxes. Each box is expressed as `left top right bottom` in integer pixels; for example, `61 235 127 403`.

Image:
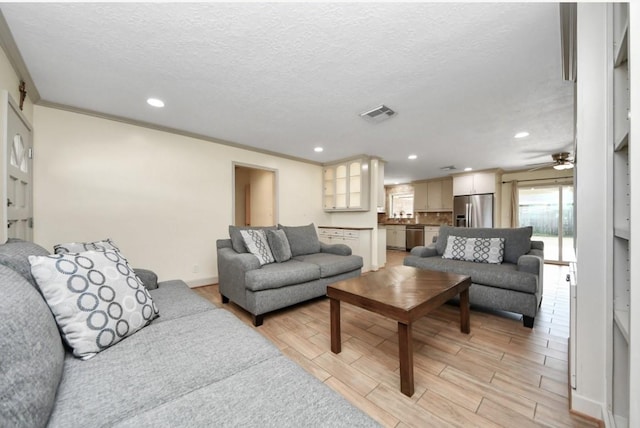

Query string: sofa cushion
266 229 292 263
442 236 505 264
279 223 321 256
436 226 532 264
46 309 282 427
404 255 538 294
54 238 120 254
0 265 64 428
245 260 320 291
148 280 217 323
0 239 50 288
294 253 363 278
29 251 159 359
240 229 275 266
229 225 277 254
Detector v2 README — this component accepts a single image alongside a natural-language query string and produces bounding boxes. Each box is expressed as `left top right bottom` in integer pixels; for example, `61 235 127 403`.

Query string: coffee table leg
460 288 470 334
398 322 414 397
330 298 341 353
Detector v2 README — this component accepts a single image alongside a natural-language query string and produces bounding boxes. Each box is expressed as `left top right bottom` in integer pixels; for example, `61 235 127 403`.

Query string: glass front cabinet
323 157 370 211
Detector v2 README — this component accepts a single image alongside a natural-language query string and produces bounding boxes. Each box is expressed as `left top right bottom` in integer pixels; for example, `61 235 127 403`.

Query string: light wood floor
194 251 600 427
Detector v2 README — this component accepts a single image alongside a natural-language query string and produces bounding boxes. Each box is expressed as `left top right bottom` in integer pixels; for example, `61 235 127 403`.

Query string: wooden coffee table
327 265 471 397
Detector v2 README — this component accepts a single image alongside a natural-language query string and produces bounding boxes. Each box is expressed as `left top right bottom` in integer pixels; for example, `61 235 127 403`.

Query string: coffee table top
327 265 471 323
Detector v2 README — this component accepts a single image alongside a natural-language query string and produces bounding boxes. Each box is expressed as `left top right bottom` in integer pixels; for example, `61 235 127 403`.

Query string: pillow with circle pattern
53 238 120 255
28 250 159 360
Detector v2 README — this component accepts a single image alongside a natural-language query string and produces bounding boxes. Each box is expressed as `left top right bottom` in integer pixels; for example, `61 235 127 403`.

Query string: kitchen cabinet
414 178 453 212
323 158 370 211
385 225 406 250
424 226 439 246
453 172 496 196
413 182 428 211
318 227 372 272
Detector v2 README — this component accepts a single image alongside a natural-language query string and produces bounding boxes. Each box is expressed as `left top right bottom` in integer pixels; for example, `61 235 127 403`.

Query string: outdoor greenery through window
518 185 575 263
390 194 414 219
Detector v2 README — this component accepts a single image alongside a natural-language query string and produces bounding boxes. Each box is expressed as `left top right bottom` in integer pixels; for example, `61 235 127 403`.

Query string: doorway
234 165 277 226
518 185 575 264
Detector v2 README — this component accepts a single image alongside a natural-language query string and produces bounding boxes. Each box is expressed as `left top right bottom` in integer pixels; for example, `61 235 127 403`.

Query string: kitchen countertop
317 226 374 230
379 223 447 227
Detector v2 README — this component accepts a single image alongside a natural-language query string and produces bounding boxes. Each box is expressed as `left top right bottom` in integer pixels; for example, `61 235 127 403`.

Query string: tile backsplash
378 211 452 225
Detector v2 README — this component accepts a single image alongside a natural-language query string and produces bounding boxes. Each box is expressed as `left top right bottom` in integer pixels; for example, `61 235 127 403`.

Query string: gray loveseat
217 224 363 326
403 226 544 328
1 239 376 427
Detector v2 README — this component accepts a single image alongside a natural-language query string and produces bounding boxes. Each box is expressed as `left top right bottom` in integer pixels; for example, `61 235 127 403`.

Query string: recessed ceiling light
147 98 165 108
314 147 323 153
408 154 417 160
464 167 473 172
514 131 530 139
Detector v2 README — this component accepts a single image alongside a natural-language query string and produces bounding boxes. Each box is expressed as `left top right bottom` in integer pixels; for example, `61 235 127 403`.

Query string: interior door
3 93 33 242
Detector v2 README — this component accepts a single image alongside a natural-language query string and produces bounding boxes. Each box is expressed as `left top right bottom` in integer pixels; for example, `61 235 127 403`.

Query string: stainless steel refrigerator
453 193 494 228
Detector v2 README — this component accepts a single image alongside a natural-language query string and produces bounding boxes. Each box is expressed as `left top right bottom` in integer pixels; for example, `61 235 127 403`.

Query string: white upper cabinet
453 172 496 195
323 157 370 211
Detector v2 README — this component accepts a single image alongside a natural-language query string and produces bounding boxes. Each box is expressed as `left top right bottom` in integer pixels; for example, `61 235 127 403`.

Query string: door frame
1 91 33 243
232 162 278 226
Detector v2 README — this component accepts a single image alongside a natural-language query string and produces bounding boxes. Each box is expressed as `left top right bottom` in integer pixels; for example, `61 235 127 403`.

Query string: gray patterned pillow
442 236 505 264
240 230 275 266
53 239 120 255
266 229 292 263
28 250 159 359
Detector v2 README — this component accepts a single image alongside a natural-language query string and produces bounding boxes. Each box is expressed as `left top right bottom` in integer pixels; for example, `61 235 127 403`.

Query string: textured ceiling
0 2 574 183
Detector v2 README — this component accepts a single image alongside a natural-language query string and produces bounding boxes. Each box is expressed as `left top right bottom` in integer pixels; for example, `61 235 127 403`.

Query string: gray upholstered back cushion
228 226 276 253
266 229 292 263
0 264 64 427
279 223 321 257
436 226 533 264
0 239 50 288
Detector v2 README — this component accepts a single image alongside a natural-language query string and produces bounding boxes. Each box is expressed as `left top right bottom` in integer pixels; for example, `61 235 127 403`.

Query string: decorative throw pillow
278 223 321 257
265 229 292 263
54 239 120 255
28 250 159 359
442 236 505 264
240 230 275 266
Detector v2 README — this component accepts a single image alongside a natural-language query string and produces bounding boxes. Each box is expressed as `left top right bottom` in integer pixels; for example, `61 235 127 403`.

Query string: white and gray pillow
240 230 275 266
442 236 505 264
266 229 292 263
54 239 120 255
29 250 159 359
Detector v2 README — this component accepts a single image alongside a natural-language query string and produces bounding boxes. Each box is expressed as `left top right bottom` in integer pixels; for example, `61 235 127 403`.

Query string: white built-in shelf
614 19 629 67
615 227 631 240
615 131 629 152
614 309 630 344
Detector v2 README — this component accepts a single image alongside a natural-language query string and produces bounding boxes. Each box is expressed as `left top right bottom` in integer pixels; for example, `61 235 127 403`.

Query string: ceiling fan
528 152 574 171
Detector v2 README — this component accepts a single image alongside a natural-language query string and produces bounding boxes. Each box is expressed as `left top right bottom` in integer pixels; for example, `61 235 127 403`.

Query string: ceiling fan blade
527 163 554 172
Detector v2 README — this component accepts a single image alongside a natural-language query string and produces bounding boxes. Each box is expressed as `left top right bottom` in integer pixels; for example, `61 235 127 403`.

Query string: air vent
440 165 457 171
359 105 396 123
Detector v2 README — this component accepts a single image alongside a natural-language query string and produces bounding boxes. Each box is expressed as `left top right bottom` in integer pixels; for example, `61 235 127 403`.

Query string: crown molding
0 10 40 103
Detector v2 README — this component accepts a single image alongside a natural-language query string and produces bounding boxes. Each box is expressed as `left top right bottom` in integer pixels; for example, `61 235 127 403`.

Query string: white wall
32 106 329 286
572 3 609 419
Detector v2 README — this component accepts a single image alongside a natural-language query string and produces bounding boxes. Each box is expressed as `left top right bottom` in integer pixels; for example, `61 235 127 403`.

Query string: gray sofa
217 224 363 326
0 239 377 427
403 226 544 328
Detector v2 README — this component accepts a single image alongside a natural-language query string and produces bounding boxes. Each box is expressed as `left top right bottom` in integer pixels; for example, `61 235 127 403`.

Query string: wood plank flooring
194 251 600 427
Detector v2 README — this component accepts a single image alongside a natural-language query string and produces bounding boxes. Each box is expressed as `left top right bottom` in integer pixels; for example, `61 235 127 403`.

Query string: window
390 193 414 219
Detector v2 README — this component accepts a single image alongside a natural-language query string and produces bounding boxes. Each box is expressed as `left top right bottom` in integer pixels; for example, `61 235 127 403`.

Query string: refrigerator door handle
467 203 471 228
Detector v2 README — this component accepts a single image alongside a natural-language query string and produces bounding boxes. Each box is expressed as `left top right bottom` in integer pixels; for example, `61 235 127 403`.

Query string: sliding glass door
518 185 575 264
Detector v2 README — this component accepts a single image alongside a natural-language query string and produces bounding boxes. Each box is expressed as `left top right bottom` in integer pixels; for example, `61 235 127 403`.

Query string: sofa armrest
134 268 158 290
216 246 261 307
320 242 352 256
410 244 437 258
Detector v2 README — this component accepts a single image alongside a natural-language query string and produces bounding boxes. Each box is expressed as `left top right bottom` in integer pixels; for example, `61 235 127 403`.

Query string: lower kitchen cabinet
318 227 372 272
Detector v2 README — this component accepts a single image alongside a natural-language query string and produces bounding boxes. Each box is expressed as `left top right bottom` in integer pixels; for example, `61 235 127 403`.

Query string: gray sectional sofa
217 223 363 326
0 239 377 427
404 226 544 327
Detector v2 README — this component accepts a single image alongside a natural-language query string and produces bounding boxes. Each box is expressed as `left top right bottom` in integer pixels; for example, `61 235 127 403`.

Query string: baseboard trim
185 277 218 288
570 392 606 426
